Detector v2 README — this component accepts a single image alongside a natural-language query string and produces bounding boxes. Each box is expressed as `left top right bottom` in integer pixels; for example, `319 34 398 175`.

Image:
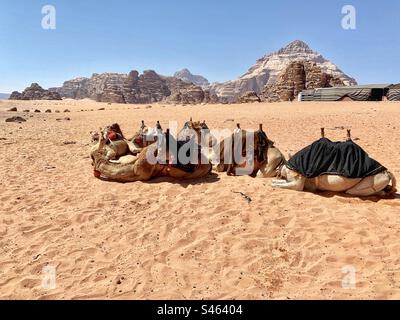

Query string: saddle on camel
213 123 286 177
272 129 397 197
90 123 212 182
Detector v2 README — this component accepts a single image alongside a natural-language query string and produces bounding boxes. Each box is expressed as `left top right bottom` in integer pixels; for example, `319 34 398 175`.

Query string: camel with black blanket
271 129 397 197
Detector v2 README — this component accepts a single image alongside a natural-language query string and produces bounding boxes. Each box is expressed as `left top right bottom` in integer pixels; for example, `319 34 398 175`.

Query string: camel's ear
99 128 106 147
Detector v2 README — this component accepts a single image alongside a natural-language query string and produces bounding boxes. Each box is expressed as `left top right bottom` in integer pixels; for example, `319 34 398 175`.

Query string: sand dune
0 99 399 299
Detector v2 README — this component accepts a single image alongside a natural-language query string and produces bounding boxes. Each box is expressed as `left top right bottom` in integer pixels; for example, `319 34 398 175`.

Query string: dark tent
300 84 391 102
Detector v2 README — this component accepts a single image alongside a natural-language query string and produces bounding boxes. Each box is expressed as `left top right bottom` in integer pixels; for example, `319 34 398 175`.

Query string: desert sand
0 99 399 300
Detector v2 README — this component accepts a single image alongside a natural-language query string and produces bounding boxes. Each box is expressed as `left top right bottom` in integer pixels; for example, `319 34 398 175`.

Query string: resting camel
90 125 212 182
212 124 286 177
91 119 216 162
271 129 397 197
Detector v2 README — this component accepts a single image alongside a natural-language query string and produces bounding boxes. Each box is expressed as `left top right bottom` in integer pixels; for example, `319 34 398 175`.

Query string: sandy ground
0 98 400 300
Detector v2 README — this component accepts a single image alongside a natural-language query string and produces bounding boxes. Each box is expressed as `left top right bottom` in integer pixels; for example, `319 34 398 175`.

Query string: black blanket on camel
286 138 386 179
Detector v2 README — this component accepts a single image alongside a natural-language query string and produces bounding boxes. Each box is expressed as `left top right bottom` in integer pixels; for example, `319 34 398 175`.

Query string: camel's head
132 121 161 148
91 123 125 144
90 129 109 178
245 126 274 164
178 119 217 147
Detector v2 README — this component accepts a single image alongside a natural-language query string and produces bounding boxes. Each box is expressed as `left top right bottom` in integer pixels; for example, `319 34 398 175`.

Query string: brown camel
91 126 212 182
211 124 286 177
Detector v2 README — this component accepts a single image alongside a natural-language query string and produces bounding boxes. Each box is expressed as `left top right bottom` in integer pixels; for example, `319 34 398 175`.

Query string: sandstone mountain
51 70 211 104
210 40 357 102
174 68 210 89
9 83 61 101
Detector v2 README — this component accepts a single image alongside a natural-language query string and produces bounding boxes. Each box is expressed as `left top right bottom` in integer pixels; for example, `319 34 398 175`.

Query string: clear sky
0 0 399 92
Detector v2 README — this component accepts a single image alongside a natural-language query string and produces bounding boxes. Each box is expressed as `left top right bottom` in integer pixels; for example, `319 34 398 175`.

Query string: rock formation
100 84 126 103
52 70 210 104
9 83 62 101
51 77 90 99
262 61 345 102
174 68 210 89
136 70 171 103
5 116 26 123
121 71 140 103
238 91 261 103
164 77 205 104
9 91 23 100
203 90 219 104
210 40 357 102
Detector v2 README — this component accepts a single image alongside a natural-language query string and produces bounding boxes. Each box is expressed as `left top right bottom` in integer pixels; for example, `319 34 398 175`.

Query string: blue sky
0 0 399 92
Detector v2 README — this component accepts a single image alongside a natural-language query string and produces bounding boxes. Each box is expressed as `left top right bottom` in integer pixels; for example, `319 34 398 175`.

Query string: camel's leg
346 172 391 196
272 177 306 191
257 148 285 178
109 155 138 165
258 157 282 177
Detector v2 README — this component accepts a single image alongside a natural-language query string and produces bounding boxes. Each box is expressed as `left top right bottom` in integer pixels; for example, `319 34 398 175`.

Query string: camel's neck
96 158 136 182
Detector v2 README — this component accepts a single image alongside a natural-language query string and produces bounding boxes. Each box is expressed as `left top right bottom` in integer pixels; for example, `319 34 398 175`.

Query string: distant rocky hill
174 69 210 89
50 70 217 104
210 40 357 102
9 83 61 101
0 93 10 100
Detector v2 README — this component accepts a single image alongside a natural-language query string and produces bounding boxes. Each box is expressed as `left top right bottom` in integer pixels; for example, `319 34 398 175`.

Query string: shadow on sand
316 190 400 204
146 172 220 188
97 172 220 187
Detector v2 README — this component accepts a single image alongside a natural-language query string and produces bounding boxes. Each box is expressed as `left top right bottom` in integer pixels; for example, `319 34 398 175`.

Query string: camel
90 121 163 160
177 118 217 148
90 125 212 182
211 124 286 177
271 129 397 197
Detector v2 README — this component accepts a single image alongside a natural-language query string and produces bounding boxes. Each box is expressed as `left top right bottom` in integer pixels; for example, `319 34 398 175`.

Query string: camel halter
275 159 286 179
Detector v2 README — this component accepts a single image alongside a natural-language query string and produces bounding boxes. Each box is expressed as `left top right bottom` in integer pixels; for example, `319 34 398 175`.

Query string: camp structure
300 84 400 102
387 84 400 101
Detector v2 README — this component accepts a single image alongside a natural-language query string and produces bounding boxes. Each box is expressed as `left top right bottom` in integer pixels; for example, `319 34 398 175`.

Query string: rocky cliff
210 40 357 102
9 83 62 101
262 61 345 102
52 70 210 104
